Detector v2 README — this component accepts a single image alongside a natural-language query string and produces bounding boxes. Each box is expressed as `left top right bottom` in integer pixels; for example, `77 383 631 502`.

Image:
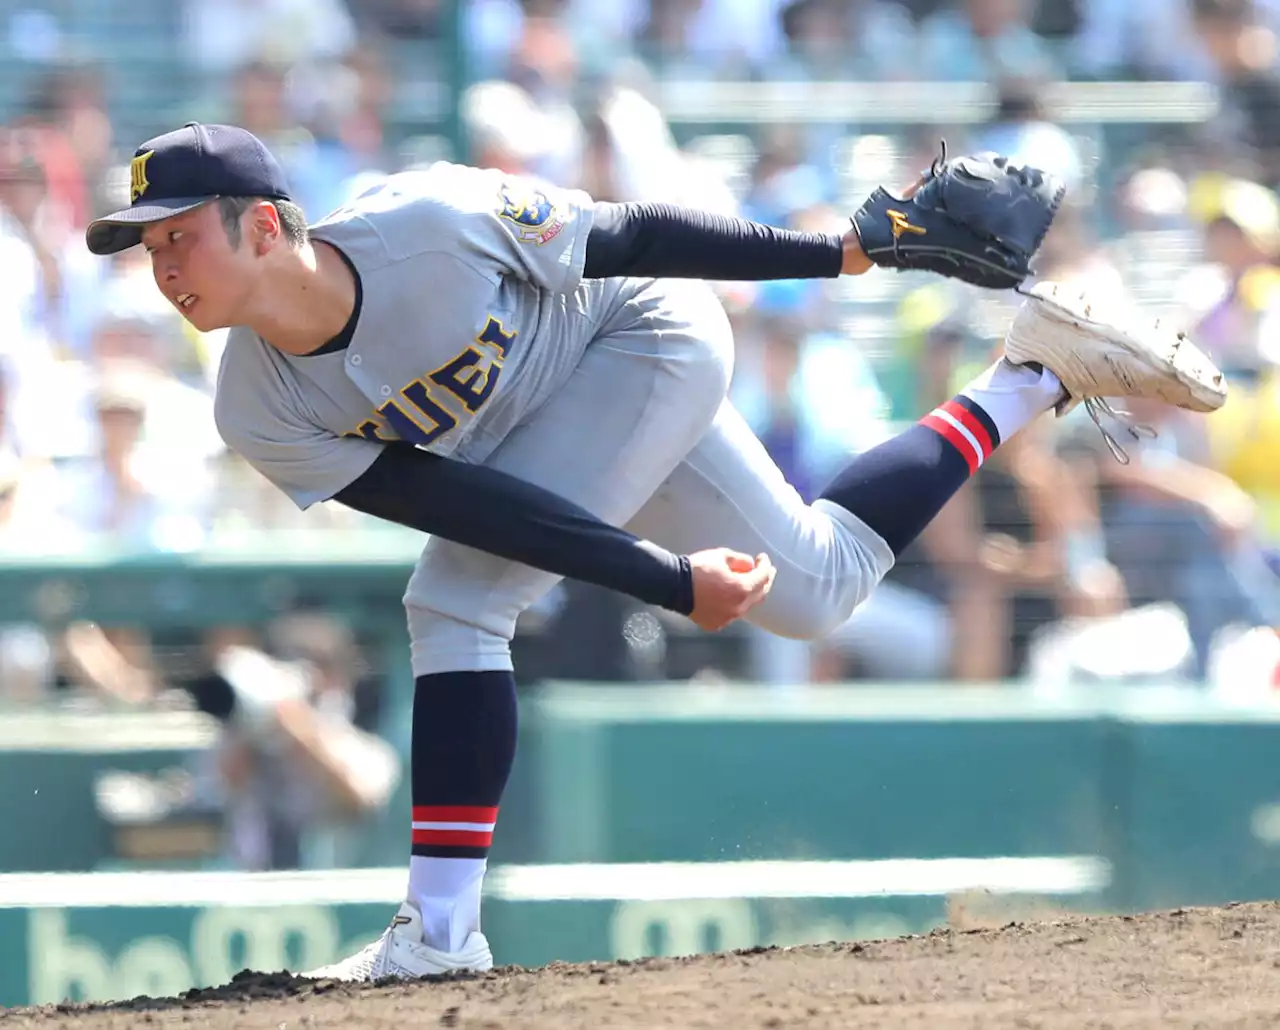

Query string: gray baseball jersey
213 162 636 509
212 160 895 672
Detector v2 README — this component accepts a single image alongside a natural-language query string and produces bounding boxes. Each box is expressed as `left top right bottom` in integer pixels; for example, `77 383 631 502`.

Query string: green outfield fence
2 682 1280 1006
0 856 1111 1007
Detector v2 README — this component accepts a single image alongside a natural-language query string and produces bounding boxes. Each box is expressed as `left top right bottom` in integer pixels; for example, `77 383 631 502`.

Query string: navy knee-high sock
408 670 518 952
820 360 1063 555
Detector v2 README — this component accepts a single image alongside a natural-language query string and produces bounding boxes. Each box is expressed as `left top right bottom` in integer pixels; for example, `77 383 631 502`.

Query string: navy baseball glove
850 143 1066 290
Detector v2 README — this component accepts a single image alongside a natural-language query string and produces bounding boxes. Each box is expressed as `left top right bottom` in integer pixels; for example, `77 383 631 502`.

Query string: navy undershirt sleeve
583 201 845 281
332 443 695 615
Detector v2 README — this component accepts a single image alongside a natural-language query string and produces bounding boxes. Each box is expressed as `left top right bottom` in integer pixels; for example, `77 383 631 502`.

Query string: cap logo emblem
130 151 154 203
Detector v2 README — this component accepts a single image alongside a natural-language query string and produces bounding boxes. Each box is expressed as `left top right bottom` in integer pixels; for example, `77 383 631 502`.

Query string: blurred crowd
0 0 1279 737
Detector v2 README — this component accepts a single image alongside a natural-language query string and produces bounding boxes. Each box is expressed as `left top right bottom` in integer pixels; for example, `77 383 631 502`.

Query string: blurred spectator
636 0 708 70
40 609 401 868
1074 0 1220 80
779 0 851 78
8 79 118 373
0 363 63 549
1059 396 1280 680
1178 173 1280 377
0 133 59 336
887 319 1124 680
581 85 738 209
48 364 214 552
578 108 624 202
182 0 357 77
329 41 396 174
30 265 223 481
733 311 893 501
740 126 829 227
1031 0 1085 39
74 305 223 465
214 60 360 219
502 5 586 186
1190 0 1280 186
0 0 1275 700
1035 202 1131 304
192 614 399 870
810 576 954 682
11 66 111 235
917 0 1063 81
462 79 554 174
230 60 292 143
89 289 202 381
906 414 1125 681
1113 164 1193 234
728 301 963 684
55 620 162 707
280 39 396 191
0 134 76 462
1208 355 1280 541
466 0 532 80
775 0 917 81
968 79 1087 197
681 0 789 74
352 0 446 39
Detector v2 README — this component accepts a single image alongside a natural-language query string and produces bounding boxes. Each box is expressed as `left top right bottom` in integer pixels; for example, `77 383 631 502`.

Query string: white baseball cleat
302 901 493 982
1005 280 1228 459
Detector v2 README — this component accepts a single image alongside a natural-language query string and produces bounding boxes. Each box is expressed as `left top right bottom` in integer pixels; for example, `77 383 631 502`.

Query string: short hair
216 195 309 249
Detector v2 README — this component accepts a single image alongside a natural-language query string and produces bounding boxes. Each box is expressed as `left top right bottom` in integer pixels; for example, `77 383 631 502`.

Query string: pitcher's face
143 200 277 331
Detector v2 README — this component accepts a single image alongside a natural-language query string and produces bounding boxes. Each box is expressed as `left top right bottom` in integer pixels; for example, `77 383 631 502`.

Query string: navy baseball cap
86 122 293 256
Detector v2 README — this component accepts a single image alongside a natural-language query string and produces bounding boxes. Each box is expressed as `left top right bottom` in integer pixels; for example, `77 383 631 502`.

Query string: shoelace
1083 396 1157 465
929 138 949 177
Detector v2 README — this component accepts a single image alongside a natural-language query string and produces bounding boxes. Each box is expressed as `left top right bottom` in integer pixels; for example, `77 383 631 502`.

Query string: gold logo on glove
887 209 926 239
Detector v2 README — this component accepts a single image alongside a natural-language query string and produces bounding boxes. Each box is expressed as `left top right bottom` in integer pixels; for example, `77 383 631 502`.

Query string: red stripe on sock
941 400 995 460
412 805 498 824
920 412 980 475
412 827 494 848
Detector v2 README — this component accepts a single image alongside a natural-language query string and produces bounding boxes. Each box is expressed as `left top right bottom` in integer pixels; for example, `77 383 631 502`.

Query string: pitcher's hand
687 549 776 631
842 175 929 275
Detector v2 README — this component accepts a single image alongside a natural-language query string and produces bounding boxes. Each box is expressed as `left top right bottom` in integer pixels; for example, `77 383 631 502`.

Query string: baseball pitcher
87 123 1226 980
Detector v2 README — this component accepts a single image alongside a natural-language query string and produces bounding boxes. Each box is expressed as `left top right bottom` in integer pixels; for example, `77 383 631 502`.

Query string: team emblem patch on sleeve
496 182 565 245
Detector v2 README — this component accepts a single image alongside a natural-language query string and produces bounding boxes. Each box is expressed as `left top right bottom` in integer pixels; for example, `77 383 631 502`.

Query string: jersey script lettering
344 317 517 446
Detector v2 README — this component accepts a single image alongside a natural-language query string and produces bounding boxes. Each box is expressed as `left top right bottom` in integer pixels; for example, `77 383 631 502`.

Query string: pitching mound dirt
5 900 1280 1029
